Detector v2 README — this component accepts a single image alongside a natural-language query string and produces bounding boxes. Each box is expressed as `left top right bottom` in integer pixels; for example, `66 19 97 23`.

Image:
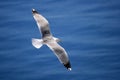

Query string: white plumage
32 9 71 71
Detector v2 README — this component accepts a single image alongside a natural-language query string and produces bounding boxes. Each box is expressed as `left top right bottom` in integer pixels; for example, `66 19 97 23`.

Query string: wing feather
32 9 51 37
47 42 71 69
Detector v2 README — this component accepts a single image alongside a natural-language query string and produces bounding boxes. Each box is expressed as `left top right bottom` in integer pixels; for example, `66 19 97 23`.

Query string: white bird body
32 9 71 71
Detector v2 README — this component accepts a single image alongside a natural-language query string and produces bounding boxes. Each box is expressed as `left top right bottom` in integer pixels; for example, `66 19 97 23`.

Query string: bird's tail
32 38 43 49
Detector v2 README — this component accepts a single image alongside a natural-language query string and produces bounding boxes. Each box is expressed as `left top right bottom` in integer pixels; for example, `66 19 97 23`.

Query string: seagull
32 9 72 71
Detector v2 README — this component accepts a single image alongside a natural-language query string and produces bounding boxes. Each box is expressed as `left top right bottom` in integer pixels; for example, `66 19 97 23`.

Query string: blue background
0 0 120 80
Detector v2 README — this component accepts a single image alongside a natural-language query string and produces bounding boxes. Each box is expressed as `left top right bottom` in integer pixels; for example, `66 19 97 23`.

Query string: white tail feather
32 38 43 49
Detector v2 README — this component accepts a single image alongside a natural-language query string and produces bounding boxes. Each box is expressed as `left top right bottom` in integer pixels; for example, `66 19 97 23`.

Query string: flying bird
32 9 72 71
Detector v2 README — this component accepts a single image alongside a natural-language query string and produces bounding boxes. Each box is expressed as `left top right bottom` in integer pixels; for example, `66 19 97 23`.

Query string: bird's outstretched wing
46 42 72 70
32 9 72 71
32 9 51 38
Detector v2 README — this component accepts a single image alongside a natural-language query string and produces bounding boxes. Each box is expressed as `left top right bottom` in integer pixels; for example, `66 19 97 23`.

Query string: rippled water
0 0 120 80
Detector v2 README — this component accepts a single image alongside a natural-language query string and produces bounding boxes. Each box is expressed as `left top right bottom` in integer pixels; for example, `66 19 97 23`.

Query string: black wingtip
63 62 72 71
32 8 38 14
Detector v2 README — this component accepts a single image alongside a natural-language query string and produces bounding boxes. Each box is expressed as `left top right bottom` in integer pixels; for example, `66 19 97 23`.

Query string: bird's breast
43 37 55 44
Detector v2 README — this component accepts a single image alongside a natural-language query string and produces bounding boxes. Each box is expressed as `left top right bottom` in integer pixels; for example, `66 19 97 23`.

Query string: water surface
0 0 120 80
